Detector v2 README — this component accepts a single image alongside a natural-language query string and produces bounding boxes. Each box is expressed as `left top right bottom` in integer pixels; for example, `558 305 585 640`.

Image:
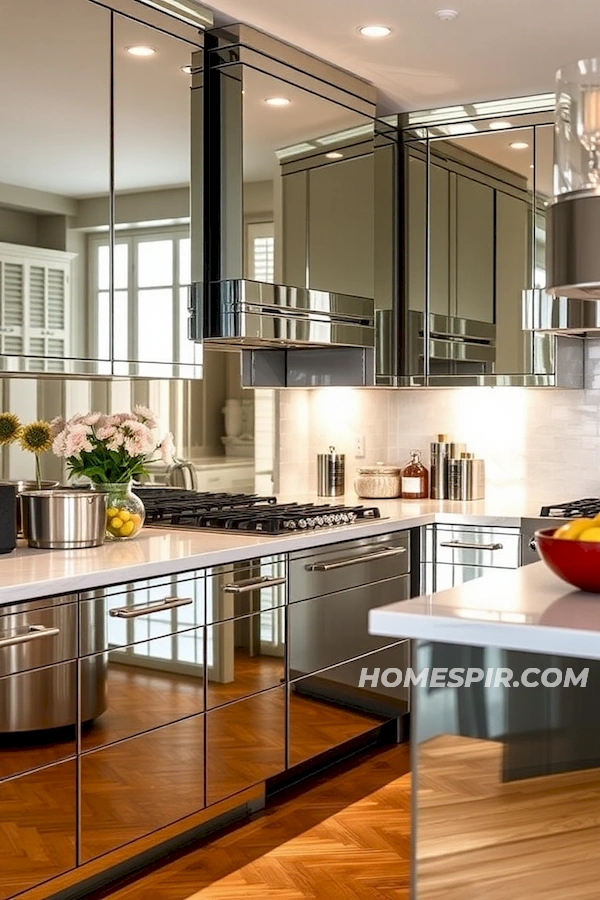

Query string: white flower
159 432 176 465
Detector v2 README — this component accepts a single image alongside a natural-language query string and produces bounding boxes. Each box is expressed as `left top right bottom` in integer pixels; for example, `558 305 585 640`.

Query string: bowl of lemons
535 519 600 592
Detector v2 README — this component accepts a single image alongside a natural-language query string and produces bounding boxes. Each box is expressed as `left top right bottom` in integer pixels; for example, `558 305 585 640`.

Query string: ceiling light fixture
125 45 157 57
489 120 512 130
434 9 459 21
265 97 291 107
358 25 392 37
325 151 344 159
510 141 530 149
180 64 193 74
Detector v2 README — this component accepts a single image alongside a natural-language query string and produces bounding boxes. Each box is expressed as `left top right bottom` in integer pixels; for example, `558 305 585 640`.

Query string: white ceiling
208 0 600 112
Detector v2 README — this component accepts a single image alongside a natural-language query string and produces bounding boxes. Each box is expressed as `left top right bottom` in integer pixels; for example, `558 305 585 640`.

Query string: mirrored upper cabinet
193 25 380 357
0 0 203 378
378 101 582 386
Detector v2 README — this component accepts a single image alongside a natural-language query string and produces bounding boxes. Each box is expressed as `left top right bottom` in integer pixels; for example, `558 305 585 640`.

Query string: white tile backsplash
277 384 600 500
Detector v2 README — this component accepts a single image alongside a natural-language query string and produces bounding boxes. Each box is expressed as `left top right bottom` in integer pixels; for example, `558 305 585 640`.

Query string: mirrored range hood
542 58 600 327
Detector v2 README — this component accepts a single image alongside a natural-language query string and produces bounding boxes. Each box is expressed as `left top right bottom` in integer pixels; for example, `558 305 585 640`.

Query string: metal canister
447 453 485 501
430 435 465 499
317 446 345 497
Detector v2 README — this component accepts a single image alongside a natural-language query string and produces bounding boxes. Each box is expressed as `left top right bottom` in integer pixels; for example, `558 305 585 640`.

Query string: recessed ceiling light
489 120 512 130
325 151 344 159
125 45 157 57
434 9 459 21
510 141 530 150
358 25 392 37
529 164 535 169
265 97 290 107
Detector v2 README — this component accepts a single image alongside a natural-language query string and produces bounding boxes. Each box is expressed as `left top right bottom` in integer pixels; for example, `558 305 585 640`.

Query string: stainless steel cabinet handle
109 596 193 619
222 576 286 594
306 546 406 572
0 624 60 649
439 540 504 551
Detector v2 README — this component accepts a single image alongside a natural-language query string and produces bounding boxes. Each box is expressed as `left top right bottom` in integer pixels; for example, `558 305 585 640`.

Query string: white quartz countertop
0 489 556 605
370 562 600 660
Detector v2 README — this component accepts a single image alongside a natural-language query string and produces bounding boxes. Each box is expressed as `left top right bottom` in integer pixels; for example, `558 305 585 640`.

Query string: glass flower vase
92 481 145 541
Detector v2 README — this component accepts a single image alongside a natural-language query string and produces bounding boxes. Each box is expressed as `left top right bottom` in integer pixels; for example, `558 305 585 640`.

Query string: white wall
277 343 600 502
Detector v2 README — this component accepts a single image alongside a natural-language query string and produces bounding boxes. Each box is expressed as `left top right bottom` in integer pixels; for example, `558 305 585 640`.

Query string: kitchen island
370 563 600 900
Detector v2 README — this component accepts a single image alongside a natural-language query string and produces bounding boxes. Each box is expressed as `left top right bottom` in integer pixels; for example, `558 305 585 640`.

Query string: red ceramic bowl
535 527 600 593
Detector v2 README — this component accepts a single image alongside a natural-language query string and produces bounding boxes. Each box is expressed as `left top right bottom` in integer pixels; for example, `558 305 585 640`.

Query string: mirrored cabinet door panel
206 610 285 709
80 714 205 863
0 760 77 899
206 686 285 805
80 627 205 753
0 0 110 375
112 15 202 377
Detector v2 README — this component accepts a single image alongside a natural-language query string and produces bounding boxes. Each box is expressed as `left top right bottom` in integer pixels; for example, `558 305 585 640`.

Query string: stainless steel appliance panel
289 531 410 602
206 686 286 805
434 525 520 569
520 517 560 566
80 574 205 656
79 713 205 863
0 597 77 676
0 760 76 899
289 576 410 677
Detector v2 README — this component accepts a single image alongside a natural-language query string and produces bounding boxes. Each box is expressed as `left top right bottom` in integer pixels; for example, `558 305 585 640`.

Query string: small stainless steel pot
21 490 108 549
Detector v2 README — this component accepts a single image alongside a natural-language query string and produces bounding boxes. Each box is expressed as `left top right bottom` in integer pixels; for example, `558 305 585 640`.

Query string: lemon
119 510 131 522
554 518 595 540
578 527 600 543
107 507 119 519
119 520 135 537
110 516 124 531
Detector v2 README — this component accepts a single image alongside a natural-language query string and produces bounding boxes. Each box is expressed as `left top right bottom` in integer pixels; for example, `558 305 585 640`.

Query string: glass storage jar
92 481 145 541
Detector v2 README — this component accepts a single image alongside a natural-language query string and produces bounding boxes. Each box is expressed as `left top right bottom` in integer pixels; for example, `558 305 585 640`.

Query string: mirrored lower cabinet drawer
79 714 205 863
0 596 77 676
289 667 386 769
206 556 286 625
0 662 77 780
206 610 285 709
206 686 286 806
79 628 205 752
0 760 76 900
434 526 520 569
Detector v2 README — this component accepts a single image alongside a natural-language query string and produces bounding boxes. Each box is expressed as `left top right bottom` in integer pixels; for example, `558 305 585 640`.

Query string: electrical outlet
355 435 365 458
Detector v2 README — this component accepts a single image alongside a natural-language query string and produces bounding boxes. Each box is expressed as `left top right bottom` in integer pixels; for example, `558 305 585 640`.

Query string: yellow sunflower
19 421 53 454
0 412 21 446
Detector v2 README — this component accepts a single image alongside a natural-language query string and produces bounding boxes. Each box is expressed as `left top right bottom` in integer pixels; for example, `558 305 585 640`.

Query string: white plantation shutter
47 268 66 329
247 222 275 283
2 262 25 328
28 266 46 328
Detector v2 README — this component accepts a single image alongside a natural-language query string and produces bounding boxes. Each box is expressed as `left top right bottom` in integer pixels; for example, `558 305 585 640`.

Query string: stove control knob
298 519 308 529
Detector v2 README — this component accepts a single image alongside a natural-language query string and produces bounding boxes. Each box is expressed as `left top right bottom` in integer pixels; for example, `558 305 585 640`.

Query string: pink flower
52 430 68 457
133 405 159 429
50 416 65 438
96 424 119 442
82 412 103 427
64 430 93 457
159 432 176 465
121 420 154 457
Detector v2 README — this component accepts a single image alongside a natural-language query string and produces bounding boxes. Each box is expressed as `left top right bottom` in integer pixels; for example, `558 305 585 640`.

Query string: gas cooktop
134 487 381 534
540 498 600 518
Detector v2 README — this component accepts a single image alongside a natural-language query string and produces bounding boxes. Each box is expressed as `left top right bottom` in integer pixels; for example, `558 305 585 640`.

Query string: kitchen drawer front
0 663 77 781
289 531 410 602
0 760 76 900
80 574 204 655
206 609 285 709
288 575 410 678
79 713 205 863
0 598 77 676
434 525 520 569
206 686 286 806
80 628 205 752
206 555 286 625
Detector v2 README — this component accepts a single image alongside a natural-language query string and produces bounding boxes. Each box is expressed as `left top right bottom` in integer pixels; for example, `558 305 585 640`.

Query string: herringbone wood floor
93 744 411 900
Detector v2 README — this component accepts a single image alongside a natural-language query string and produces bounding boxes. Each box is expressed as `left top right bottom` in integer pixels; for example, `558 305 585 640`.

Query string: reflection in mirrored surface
0 0 110 374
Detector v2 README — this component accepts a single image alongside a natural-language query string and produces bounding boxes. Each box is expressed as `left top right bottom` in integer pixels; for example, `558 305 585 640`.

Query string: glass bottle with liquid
401 450 429 499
